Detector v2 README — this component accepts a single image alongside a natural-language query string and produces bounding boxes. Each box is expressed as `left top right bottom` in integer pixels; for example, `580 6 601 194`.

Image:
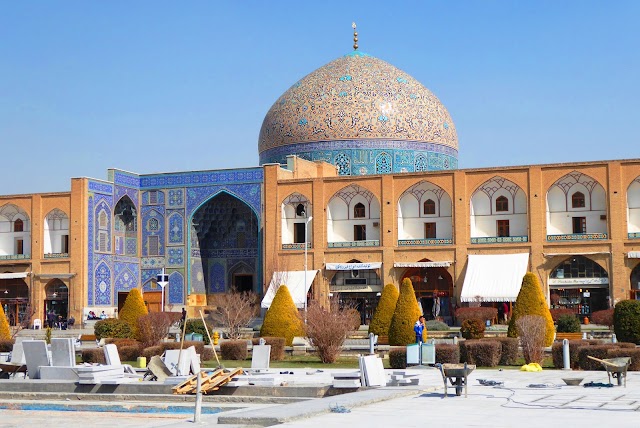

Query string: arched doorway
630 263 640 300
401 259 454 325
549 256 610 319
190 192 259 295
0 275 29 326
45 279 69 326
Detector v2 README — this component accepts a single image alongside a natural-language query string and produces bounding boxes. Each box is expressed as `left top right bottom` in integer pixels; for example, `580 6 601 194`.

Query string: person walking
414 315 426 344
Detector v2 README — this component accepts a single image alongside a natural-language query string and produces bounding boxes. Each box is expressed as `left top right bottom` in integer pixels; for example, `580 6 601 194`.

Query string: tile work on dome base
260 140 458 175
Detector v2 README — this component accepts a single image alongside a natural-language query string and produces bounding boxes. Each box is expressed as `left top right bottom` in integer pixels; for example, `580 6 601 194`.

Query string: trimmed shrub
220 340 248 360
549 308 576 322
0 304 11 340
616 342 637 349
185 319 213 345
81 348 106 364
556 314 581 333
105 338 140 347
389 278 424 346
118 288 149 340
369 283 399 337
460 318 485 339
94 318 133 340
455 307 498 324
482 337 519 366
578 345 618 371
389 347 407 369
435 344 460 364
118 345 143 362
591 309 614 327
551 340 592 369
141 345 164 360
425 320 450 331
607 348 640 371
508 272 555 346
0 339 14 352
613 300 640 344
460 340 501 367
251 337 286 361
260 285 304 346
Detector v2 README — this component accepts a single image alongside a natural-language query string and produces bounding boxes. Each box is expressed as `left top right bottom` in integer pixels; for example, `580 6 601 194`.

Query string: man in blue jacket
414 315 425 344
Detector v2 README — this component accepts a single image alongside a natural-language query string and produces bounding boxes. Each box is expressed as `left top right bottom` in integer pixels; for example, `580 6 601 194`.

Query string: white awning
325 262 382 271
394 261 451 268
460 253 529 302
0 272 30 279
261 270 318 309
627 251 640 259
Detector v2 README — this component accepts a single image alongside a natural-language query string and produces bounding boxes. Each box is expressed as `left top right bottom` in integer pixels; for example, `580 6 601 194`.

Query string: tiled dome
258 51 458 156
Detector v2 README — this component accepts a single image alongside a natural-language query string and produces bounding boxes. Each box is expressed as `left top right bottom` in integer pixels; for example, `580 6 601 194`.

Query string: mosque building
1 29 639 326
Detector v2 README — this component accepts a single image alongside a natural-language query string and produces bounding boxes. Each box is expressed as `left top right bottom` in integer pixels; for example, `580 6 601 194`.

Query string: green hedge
460 318 485 339
94 319 133 340
81 348 106 364
482 337 518 366
556 314 581 333
184 319 213 345
614 300 640 344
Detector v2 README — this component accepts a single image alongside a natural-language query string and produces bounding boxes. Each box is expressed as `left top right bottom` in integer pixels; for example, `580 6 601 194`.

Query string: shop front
0 273 30 326
327 261 382 325
396 260 454 325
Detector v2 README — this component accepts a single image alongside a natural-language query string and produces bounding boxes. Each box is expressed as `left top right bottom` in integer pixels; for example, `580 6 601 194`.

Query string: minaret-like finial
352 22 358 50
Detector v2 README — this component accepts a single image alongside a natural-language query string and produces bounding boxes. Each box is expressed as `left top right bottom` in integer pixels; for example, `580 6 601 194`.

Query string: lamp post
304 215 313 324
156 268 169 312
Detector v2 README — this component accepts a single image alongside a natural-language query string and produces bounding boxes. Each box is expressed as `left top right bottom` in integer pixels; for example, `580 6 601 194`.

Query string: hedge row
251 337 286 361
220 340 248 360
82 340 215 364
460 340 501 367
551 340 640 370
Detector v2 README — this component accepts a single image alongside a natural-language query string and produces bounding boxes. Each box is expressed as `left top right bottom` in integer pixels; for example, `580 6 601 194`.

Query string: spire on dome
352 22 358 50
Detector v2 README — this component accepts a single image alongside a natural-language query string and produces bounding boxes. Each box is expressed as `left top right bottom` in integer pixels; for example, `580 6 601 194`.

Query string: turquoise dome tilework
259 51 458 174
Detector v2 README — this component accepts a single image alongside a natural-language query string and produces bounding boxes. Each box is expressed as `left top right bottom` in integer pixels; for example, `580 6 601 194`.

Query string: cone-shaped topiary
0 304 11 340
368 283 399 337
260 285 304 346
507 272 555 346
118 288 148 340
389 278 425 345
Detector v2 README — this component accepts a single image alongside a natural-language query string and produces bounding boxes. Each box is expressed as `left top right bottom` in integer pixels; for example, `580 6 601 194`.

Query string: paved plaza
0 367 638 427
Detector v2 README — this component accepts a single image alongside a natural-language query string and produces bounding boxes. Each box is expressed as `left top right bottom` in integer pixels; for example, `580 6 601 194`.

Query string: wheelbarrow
436 362 476 397
587 356 631 387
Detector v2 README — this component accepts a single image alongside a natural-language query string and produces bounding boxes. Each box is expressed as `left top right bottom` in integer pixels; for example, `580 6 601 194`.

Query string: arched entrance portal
549 256 610 319
190 192 259 295
401 259 454 325
0 275 29 326
630 263 640 300
45 279 69 325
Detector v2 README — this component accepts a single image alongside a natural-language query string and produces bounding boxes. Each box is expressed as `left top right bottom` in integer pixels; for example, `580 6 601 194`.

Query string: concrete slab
251 345 271 370
23 340 50 379
40 366 79 381
51 338 75 367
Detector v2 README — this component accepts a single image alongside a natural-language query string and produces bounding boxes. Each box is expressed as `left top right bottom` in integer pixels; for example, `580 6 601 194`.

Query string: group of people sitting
86 310 108 320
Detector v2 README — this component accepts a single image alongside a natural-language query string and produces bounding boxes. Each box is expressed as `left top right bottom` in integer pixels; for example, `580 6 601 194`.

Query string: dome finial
352 22 358 50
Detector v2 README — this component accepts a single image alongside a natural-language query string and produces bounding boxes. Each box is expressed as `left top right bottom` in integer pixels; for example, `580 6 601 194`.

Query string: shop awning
460 253 529 302
325 262 382 271
0 272 30 279
394 261 452 268
261 270 318 309
627 251 640 259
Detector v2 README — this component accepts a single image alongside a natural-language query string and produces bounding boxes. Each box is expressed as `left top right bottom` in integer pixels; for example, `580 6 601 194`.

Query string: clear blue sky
1 1 638 195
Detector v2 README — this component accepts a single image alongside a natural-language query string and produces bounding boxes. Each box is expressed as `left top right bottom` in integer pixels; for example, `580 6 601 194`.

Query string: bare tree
137 312 181 348
304 298 360 363
516 315 546 364
208 289 259 339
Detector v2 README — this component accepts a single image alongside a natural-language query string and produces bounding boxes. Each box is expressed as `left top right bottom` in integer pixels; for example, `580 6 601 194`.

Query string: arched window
99 211 108 229
148 218 159 231
13 219 23 232
496 196 509 212
353 202 366 218
296 203 306 217
572 192 585 208
423 199 436 215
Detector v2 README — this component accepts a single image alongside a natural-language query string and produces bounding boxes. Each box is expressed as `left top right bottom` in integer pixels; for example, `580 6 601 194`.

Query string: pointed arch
470 176 527 241
281 192 312 247
168 271 184 304
626 176 640 236
44 209 70 255
327 184 380 244
397 181 452 242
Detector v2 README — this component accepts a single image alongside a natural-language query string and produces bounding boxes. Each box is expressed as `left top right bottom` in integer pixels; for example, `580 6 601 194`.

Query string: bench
78 334 97 345
555 332 584 341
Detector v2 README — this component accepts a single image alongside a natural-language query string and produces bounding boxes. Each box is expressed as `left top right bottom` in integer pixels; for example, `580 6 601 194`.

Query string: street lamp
304 215 313 324
156 268 169 312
